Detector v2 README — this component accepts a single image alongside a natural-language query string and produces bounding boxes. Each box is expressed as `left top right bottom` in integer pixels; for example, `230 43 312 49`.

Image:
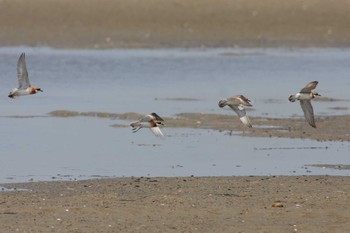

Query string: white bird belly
296 93 311 100
10 88 30 97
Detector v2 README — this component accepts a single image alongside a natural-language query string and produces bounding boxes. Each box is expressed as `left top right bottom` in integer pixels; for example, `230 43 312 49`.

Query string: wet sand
1 176 350 232
49 110 350 141
1 0 350 48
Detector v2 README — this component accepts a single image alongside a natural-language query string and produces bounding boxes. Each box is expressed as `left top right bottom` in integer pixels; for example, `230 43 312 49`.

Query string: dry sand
1 176 350 232
1 0 350 48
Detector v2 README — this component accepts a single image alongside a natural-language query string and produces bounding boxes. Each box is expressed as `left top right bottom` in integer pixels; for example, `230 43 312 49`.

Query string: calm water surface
0 47 349 183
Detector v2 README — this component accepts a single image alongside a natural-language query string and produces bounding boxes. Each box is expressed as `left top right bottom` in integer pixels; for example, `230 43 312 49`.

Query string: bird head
218 99 227 108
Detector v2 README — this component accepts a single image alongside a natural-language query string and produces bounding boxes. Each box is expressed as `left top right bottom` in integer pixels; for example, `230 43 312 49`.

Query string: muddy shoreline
48 110 350 141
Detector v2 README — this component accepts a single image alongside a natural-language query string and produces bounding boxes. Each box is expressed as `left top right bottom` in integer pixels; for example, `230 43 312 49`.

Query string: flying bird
288 81 320 128
8 53 43 98
130 112 165 137
218 95 253 128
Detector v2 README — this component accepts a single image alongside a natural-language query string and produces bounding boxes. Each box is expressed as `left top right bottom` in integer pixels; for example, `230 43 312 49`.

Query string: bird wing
150 112 164 122
300 81 318 93
17 53 30 89
149 126 164 137
235 95 252 106
228 104 246 118
138 115 153 122
300 100 316 128
226 97 240 105
239 116 253 128
228 105 253 127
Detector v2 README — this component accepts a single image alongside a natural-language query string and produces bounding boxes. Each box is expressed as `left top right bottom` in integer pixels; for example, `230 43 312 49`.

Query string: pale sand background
1 0 350 48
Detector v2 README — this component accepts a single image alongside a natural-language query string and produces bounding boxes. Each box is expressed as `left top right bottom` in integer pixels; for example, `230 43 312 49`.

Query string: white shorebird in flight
130 112 165 137
218 95 253 128
8 53 43 98
289 81 320 128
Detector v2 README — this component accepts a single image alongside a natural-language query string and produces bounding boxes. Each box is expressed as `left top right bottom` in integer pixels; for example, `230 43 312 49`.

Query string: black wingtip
151 112 164 121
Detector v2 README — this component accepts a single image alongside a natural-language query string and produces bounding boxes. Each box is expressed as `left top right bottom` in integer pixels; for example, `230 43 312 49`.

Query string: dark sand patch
1 0 350 48
48 110 350 141
1 176 350 232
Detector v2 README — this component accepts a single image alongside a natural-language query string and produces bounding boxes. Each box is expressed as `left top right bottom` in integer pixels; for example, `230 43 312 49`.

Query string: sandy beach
1 0 350 48
1 176 350 232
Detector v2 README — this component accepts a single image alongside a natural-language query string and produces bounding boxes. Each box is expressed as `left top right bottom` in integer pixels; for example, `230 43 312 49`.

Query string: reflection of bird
288 81 320 128
218 95 253 128
130 113 165 137
8 53 43 98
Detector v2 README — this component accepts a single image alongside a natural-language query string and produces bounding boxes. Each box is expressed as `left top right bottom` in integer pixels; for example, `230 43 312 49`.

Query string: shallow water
0 116 349 183
0 47 349 117
0 47 349 183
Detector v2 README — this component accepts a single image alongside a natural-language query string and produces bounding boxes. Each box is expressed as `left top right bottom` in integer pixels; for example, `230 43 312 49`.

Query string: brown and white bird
130 113 165 137
288 81 320 128
8 53 43 98
218 95 253 128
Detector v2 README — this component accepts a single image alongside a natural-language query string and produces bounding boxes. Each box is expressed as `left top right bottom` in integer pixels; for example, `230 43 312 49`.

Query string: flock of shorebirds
9 53 321 137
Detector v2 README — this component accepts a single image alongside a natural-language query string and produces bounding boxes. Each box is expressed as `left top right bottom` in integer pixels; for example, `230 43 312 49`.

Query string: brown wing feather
300 81 318 93
236 95 252 106
150 112 164 122
227 95 252 106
